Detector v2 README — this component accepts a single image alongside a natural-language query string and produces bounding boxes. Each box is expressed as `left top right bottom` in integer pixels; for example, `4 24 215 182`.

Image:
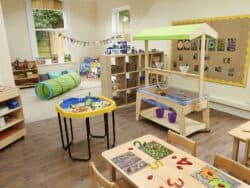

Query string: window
112 6 130 36
28 0 67 63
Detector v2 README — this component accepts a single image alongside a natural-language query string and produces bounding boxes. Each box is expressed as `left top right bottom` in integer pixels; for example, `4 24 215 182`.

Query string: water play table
56 96 116 161
136 85 210 136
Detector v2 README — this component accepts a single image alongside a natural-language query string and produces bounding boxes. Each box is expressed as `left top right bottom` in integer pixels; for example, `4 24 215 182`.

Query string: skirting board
210 101 250 119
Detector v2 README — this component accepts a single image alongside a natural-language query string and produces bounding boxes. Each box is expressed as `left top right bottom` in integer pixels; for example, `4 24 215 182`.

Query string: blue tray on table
137 85 208 109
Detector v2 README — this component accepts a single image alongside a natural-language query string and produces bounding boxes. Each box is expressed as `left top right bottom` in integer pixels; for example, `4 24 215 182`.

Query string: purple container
168 112 177 123
155 108 164 118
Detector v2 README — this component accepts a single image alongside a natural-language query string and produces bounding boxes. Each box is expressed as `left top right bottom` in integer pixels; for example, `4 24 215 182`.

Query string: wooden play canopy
133 23 217 40
133 23 218 100
133 23 218 136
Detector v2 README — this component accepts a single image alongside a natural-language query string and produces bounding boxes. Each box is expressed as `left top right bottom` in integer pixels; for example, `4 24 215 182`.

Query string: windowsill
37 62 76 67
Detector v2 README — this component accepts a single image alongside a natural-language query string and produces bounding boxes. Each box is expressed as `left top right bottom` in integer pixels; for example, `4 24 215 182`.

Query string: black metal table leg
58 113 73 150
111 111 116 148
63 117 91 161
89 111 116 149
104 113 110 149
85 117 91 160
89 116 106 138
69 118 74 142
88 111 116 149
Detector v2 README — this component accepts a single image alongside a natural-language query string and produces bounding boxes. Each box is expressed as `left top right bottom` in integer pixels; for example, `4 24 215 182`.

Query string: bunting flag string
58 33 124 47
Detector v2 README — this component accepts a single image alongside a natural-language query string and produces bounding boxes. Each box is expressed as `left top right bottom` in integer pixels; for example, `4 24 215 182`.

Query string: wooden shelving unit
0 86 26 149
100 52 164 107
12 61 39 89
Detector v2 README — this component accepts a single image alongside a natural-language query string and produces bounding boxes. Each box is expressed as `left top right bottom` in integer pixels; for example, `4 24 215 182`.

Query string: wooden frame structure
133 23 218 136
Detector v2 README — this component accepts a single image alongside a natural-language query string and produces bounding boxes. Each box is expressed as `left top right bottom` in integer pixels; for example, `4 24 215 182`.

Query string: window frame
112 5 130 35
26 0 69 63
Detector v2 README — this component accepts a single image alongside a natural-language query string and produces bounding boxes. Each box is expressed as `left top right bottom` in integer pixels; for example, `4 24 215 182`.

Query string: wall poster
171 15 250 87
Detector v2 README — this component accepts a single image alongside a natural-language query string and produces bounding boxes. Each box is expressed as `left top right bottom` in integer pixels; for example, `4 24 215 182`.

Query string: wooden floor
0 105 248 188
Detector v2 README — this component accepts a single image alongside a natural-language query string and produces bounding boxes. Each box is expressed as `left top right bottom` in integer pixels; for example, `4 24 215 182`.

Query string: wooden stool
228 121 250 166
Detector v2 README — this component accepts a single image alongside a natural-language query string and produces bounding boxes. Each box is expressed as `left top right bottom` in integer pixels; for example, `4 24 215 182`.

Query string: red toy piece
218 183 225 188
177 165 183 170
160 91 166 96
167 178 184 187
127 167 131 173
175 178 184 187
147 175 153 180
177 157 193 165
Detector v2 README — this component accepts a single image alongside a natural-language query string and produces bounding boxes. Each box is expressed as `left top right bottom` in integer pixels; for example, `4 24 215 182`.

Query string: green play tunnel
35 72 81 100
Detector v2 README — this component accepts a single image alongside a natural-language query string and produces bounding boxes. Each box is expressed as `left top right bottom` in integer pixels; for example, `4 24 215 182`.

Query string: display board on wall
171 15 250 87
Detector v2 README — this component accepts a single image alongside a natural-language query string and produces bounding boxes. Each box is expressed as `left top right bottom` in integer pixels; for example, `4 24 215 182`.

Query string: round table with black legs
56 96 116 162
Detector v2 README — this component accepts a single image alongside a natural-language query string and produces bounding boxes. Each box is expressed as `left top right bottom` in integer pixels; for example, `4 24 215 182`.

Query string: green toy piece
210 179 231 188
85 92 93 106
139 141 173 160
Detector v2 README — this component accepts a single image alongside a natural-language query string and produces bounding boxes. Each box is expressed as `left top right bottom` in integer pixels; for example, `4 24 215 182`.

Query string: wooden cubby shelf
0 119 24 132
0 106 21 117
12 61 39 89
0 86 26 149
101 52 165 108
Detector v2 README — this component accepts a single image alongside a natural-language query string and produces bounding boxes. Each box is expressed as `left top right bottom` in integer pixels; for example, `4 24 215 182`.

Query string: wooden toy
167 178 184 187
148 160 163 170
133 23 218 136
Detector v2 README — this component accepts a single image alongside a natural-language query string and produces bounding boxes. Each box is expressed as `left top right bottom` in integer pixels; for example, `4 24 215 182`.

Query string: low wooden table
102 135 248 187
56 96 116 161
229 121 250 166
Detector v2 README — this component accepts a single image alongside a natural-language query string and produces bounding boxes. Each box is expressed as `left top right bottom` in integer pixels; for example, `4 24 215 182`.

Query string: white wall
64 0 97 62
0 0 14 86
96 0 250 118
1 0 33 61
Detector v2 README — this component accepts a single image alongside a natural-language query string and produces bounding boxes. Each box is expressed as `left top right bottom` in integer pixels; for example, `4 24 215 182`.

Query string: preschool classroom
0 0 250 187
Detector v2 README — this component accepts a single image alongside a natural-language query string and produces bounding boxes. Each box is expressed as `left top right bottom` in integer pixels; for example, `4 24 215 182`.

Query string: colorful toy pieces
192 165 241 188
111 152 147 175
133 140 173 160
60 96 111 113
155 88 167 96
